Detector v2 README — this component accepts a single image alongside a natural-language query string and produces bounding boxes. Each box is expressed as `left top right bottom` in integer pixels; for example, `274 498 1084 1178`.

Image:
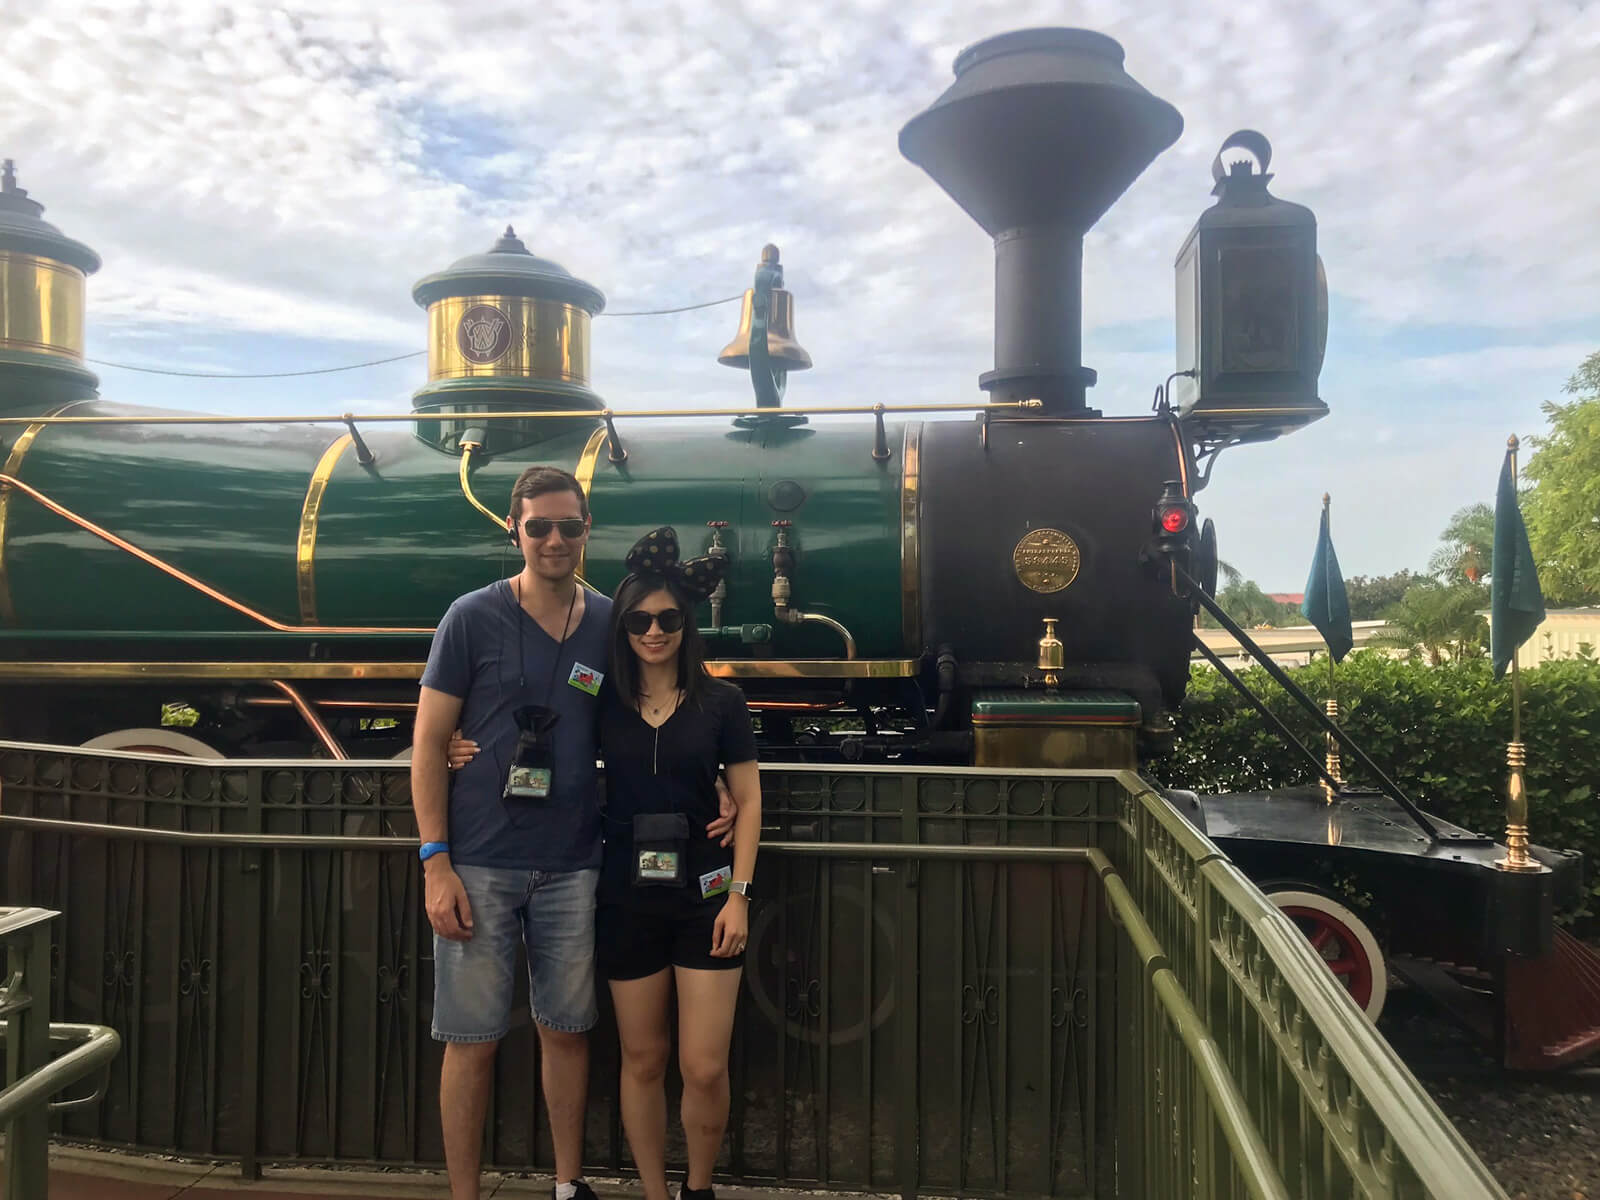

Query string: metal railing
1 906 121 1200
0 742 1504 1197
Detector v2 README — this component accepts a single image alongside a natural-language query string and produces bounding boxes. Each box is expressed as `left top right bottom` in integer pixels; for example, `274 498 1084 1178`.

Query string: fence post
893 774 920 1200
238 769 265 1181
3 911 56 1200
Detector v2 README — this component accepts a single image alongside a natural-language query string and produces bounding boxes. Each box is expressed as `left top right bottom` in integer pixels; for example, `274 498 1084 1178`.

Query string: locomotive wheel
1265 886 1388 1021
80 728 222 757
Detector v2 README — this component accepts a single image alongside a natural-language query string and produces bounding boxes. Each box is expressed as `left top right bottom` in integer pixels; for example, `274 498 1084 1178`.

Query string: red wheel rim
1280 904 1375 1010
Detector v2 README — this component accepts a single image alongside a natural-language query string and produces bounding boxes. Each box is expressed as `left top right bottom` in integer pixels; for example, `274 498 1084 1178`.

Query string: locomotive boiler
2 28 1596 1069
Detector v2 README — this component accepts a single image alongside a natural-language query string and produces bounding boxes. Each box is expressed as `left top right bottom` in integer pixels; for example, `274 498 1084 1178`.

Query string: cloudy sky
4 0 1596 590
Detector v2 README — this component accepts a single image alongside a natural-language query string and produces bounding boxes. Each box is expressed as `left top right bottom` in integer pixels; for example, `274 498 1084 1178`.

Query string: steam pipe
769 521 858 660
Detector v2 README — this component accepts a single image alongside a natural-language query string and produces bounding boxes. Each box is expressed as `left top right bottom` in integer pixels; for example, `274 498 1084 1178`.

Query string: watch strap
419 841 450 862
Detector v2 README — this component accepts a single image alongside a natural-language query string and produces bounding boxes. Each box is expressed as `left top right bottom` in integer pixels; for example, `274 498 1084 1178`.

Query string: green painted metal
581 417 908 658
0 746 1508 1197
2 406 908 659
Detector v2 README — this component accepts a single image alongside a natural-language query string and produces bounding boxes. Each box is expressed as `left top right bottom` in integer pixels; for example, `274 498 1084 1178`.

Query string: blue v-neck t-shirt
420 580 612 871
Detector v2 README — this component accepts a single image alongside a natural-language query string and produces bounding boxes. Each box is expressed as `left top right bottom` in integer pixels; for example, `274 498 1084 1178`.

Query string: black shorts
596 899 745 980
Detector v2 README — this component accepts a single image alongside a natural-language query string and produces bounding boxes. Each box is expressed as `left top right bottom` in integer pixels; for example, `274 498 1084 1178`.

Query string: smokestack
899 29 1182 412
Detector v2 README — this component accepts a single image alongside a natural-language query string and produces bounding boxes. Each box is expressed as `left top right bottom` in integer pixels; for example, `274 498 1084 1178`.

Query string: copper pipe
0 400 1043 427
0 473 434 634
269 680 348 759
749 701 841 713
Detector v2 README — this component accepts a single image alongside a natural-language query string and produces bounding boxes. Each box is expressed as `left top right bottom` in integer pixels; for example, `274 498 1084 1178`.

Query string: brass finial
1322 491 1330 508
1 159 14 192
1508 433 1519 453
760 243 780 266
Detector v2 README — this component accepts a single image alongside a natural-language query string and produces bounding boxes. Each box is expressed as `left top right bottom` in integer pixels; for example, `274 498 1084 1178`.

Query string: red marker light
1160 507 1189 534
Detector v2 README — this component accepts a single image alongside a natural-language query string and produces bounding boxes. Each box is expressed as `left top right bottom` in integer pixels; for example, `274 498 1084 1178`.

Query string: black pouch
632 812 690 887
503 705 560 801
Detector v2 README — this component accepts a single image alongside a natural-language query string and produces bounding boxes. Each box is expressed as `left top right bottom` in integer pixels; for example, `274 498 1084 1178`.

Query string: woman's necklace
639 687 681 723
640 687 682 775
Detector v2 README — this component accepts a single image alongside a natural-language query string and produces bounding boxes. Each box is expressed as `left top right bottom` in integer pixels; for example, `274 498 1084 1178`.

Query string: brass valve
1037 617 1063 688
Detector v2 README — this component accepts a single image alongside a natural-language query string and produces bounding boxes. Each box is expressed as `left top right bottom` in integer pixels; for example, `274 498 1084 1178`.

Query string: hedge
1149 652 1600 923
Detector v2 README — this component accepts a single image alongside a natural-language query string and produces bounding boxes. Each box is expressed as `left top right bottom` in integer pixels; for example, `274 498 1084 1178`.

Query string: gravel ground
1380 985 1599 1199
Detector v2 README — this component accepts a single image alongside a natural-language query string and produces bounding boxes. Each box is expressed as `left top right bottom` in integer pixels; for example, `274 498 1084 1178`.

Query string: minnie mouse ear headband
623 526 727 603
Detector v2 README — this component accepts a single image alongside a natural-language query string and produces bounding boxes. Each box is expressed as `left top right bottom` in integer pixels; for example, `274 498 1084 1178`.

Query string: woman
597 526 761 1200
448 526 761 1200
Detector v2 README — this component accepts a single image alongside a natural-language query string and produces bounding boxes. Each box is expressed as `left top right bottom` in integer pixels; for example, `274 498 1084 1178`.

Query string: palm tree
1429 502 1495 583
1368 580 1488 665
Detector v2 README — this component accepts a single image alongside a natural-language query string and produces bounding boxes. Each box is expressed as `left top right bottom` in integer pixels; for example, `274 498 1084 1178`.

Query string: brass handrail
0 400 1043 427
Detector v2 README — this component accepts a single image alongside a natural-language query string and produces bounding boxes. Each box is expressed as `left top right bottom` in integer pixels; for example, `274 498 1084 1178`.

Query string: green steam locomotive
1 28 1594 1069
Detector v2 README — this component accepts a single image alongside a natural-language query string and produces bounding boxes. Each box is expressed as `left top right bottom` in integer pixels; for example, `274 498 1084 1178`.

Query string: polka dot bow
623 526 727 602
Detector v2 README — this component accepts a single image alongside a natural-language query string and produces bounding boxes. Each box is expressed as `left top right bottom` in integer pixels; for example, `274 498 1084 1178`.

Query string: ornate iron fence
0 743 1503 1198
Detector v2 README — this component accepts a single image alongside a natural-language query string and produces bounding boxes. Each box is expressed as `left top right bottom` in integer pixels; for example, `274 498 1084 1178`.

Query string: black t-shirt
598 677 757 906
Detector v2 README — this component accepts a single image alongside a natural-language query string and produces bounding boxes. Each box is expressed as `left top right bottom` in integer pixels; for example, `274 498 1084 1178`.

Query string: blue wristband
419 841 450 862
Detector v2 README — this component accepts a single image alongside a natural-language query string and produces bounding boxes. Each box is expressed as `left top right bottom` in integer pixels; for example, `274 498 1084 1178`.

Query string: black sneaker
556 1180 599 1200
677 1186 715 1200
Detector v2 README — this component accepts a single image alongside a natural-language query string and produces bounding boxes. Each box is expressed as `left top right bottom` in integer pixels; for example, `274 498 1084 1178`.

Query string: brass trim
297 433 353 623
427 295 590 384
0 250 86 360
0 472 434 635
900 422 922 654
0 422 47 626
0 657 916 682
573 425 608 580
1168 418 1191 497
0 661 427 681
0 401 87 626
704 659 916 679
457 445 504 528
0 400 1043 428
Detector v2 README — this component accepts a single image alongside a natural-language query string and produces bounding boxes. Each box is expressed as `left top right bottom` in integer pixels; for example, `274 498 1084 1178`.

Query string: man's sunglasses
622 608 685 636
520 517 588 540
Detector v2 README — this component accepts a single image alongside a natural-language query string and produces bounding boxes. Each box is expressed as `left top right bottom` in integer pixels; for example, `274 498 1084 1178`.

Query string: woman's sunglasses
520 517 588 540
622 608 685 636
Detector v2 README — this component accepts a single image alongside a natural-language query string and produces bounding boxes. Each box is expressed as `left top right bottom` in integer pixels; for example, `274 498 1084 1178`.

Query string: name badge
505 764 552 800
568 662 603 696
637 849 682 882
699 865 732 899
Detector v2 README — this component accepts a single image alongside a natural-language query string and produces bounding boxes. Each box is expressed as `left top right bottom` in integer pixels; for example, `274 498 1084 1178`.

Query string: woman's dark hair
609 573 711 707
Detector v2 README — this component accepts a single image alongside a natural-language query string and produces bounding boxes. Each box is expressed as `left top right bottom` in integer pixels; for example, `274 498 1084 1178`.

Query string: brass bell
717 245 813 371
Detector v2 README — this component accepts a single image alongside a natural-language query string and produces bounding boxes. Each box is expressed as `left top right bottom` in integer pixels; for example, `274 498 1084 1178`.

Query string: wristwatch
728 880 752 898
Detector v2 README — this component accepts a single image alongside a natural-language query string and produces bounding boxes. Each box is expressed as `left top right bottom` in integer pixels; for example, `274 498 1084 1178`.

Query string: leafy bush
1151 651 1600 921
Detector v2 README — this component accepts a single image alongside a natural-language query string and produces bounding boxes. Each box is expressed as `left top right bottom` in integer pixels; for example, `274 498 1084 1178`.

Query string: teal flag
1491 449 1545 679
1301 507 1353 662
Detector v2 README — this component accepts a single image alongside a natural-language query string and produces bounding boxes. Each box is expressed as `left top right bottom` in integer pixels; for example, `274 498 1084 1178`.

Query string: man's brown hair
508 466 589 521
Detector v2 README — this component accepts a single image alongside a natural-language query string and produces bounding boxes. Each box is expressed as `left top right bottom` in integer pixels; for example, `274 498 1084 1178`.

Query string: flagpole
1322 493 1342 804
1497 435 1537 873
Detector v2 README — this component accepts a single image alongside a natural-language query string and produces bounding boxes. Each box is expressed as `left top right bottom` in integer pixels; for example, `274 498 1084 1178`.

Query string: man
412 466 733 1200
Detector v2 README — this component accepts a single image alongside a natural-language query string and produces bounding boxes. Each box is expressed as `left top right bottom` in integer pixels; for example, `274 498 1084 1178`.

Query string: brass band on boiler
0 251 86 360
426 294 590 385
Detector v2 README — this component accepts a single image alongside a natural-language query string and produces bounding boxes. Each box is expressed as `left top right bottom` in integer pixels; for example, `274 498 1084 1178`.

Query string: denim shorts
431 864 599 1041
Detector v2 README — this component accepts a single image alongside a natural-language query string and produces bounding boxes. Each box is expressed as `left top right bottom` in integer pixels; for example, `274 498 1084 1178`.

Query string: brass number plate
1013 528 1081 594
